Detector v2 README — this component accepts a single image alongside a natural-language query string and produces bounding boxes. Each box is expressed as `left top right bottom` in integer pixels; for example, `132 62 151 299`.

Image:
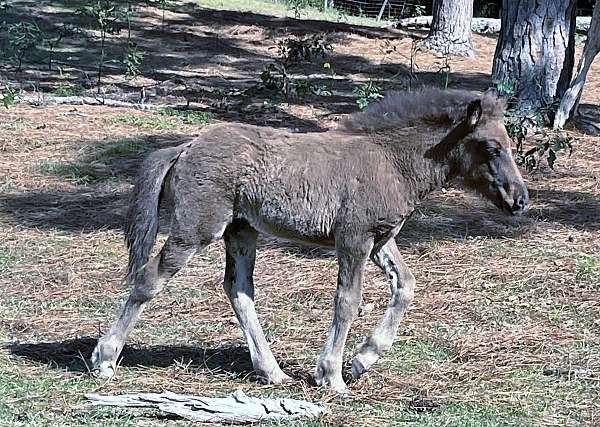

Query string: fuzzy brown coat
92 87 528 393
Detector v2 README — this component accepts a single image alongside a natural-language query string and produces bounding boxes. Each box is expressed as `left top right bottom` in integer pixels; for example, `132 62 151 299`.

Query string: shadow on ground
6 337 314 383
0 1 404 101
7 337 254 377
0 0 492 122
4 180 600 243
1 128 599 241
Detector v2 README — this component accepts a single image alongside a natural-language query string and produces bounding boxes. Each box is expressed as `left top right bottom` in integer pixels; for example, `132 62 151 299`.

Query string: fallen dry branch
86 390 327 423
19 95 176 111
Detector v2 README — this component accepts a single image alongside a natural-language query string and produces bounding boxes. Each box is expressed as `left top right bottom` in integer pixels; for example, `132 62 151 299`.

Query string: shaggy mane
341 87 507 133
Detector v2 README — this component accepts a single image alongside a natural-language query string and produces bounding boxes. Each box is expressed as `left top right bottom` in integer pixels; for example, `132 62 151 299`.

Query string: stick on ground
86 390 327 423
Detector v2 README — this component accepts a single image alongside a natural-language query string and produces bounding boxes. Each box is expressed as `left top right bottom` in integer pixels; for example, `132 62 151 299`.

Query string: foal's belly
238 208 336 248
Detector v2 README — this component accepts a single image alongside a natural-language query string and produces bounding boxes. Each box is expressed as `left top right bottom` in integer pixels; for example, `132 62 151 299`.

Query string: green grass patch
27 138 61 148
49 84 86 97
0 295 28 319
395 401 527 427
385 338 452 372
0 246 25 274
111 108 213 130
38 160 98 184
0 366 136 426
269 420 323 427
111 113 176 130
0 116 26 132
574 253 600 284
0 176 13 192
37 138 167 184
36 294 122 317
94 138 156 161
158 107 213 125
390 366 600 425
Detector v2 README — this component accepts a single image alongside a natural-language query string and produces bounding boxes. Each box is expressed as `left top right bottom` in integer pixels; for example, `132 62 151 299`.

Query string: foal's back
167 123 407 245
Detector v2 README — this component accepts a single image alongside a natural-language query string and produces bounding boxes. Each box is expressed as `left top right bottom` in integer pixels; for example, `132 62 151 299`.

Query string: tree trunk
422 0 475 58
492 0 577 110
554 2 600 130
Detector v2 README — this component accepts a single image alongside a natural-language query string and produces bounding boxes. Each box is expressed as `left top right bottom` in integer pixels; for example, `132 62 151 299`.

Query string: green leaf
1 86 17 109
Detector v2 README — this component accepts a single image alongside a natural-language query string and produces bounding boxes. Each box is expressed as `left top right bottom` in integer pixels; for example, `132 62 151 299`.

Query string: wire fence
321 0 594 22
323 0 425 21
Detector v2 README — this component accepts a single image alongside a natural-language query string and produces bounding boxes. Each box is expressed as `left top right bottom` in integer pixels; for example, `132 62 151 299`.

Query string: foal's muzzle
506 194 528 215
501 187 529 216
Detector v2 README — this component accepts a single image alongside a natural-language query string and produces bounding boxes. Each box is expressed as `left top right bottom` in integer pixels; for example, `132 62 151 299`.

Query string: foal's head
432 95 529 215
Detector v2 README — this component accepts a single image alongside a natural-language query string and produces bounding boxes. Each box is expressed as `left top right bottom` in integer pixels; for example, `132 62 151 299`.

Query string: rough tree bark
422 0 475 58
492 0 577 110
554 2 600 130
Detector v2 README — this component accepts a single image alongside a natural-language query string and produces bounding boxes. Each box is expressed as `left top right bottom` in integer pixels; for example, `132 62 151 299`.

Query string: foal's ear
466 99 482 130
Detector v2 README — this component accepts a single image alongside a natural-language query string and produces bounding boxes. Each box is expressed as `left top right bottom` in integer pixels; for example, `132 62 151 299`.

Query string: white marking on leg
225 230 289 384
92 241 196 377
315 240 372 394
352 239 415 379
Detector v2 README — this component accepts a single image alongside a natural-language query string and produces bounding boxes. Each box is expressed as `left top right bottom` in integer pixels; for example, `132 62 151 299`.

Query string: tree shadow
0 1 275 108
6 336 315 383
1 121 599 239
0 133 186 232
0 0 407 102
5 337 260 379
169 2 412 39
399 196 536 244
4 180 599 245
0 0 499 129
530 187 600 228
1 126 599 243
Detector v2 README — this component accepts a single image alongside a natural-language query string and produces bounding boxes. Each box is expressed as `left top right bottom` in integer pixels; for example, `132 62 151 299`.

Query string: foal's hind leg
91 236 197 378
223 220 291 384
351 238 415 380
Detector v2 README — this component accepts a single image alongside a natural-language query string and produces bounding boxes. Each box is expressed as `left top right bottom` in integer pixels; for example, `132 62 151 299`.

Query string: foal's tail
124 145 187 284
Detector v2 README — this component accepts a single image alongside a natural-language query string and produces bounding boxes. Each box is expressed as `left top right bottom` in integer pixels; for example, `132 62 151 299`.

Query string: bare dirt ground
1 1 600 425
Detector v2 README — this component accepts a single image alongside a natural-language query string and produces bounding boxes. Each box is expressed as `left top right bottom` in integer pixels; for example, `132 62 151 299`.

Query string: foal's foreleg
351 239 415 380
315 237 373 394
91 237 196 378
223 221 290 384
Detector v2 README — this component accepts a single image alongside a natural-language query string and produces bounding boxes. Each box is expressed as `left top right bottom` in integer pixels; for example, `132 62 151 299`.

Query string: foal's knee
402 272 416 302
400 279 415 308
391 268 415 308
129 257 164 303
335 291 361 322
131 279 163 303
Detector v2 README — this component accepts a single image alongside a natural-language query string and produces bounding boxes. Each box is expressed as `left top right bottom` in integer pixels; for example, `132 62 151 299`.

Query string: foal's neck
384 127 455 200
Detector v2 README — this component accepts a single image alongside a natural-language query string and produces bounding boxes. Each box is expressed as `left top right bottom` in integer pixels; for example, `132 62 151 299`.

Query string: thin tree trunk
554 3 600 130
492 0 577 110
97 32 105 94
422 0 475 58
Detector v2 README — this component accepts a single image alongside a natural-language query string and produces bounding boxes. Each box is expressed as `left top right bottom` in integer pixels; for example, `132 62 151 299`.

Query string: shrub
353 80 383 110
7 22 43 71
494 79 574 172
260 34 333 99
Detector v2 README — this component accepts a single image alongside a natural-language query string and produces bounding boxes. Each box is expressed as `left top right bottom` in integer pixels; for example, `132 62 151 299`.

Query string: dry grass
1 0 600 425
